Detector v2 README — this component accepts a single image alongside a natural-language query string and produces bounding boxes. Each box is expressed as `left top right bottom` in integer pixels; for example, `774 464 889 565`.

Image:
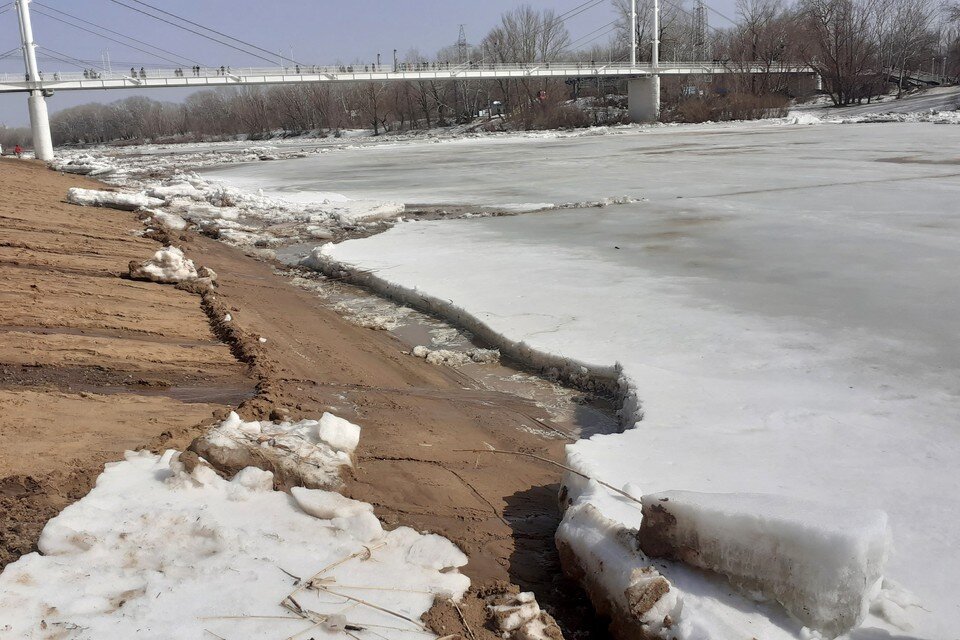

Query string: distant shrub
666 93 790 123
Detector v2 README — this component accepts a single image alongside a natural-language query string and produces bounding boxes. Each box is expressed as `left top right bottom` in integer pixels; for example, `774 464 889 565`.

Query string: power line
568 20 620 50
107 0 294 66
551 0 608 28
32 7 195 67
37 46 110 73
122 0 299 63
33 1 204 66
122 0 301 64
33 57 169 67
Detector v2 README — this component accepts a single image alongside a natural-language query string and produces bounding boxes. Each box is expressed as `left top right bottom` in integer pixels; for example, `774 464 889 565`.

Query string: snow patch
51 154 117 176
66 187 163 211
488 592 563 640
411 344 500 366
146 180 210 201
128 246 200 284
191 411 359 489
142 208 188 231
0 449 470 638
784 112 822 126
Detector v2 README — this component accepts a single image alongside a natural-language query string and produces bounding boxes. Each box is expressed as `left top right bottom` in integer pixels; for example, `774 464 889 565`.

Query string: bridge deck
0 62 815 93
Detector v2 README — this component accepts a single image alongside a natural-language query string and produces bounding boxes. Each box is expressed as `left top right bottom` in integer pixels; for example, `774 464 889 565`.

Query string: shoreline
29 112 959 637
1 158 616 638
303 248 632 424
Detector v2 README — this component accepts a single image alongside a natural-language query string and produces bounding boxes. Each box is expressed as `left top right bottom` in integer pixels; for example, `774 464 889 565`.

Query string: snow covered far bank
316 120 960 639
0 446 470 639
787 85 960 125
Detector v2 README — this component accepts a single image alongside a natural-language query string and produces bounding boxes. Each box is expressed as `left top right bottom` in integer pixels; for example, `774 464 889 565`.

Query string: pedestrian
130 67 136 77
139 67 146 78
14 144 23 159
220 65 225 75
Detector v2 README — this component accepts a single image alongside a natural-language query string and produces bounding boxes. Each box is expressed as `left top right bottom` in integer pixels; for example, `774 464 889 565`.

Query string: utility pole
15 0 53 161
457 25 467 65
393 49 398 73
694 0 708 61
630 0 637 66
456 25 468 120
652 0 660 69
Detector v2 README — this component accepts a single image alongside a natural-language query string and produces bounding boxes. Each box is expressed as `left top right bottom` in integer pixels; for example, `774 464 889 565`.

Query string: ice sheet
318 121 960 638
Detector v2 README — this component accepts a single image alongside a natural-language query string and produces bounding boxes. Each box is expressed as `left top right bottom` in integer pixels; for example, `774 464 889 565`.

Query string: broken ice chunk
316 412 361 454
638 490 890 637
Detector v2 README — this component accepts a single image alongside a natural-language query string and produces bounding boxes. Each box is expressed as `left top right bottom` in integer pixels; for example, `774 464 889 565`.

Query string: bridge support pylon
16 0 54 161
27 91 53 161
628 75 661 123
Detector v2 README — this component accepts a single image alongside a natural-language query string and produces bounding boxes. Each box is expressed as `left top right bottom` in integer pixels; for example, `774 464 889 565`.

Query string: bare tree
721 0 797 94
888 0 939 95
797 0 879 105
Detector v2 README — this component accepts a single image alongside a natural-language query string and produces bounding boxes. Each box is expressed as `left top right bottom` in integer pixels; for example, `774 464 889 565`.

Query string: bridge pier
17 0 54 161
787 72 821 98
27 91 54 161
627 75 661 123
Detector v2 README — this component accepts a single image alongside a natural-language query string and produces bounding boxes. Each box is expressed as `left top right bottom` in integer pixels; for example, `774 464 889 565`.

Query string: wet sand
0 157 251 568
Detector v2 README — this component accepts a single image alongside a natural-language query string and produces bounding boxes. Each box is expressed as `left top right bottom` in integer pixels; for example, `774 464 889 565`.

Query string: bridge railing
0 61 816 85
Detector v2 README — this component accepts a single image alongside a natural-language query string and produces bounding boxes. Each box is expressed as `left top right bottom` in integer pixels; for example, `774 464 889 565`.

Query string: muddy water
273 245 620 442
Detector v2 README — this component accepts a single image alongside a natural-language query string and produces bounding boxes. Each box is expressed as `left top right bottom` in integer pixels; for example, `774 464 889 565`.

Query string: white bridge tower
15 0 54 161
627 0 661 123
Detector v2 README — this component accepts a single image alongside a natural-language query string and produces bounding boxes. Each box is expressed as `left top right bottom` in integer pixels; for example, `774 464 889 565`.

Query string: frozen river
213 120 960 638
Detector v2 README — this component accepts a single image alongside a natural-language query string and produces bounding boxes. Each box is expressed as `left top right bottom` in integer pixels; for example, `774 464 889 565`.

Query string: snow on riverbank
53 149 407 248
309 120 960 639
192 411 360 489
66 187 163 211
0 446 470 639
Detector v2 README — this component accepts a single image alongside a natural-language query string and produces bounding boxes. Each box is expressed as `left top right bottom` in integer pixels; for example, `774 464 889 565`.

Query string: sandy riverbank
0 159 601 638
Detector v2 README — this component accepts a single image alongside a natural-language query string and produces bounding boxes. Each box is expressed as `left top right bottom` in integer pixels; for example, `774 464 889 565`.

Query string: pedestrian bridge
0 60 819 126
0 61 816 94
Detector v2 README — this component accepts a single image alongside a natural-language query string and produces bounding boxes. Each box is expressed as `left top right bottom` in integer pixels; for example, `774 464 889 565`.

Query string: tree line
614 0 959 106
1 0 958 147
